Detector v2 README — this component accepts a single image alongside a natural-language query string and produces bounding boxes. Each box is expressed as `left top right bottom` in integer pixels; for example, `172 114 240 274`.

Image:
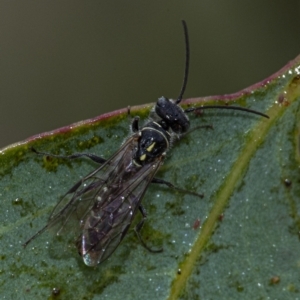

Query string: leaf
1 55 300 300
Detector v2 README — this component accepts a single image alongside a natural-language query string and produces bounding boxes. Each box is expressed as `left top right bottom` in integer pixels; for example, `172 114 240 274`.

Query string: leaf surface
0 56 300 299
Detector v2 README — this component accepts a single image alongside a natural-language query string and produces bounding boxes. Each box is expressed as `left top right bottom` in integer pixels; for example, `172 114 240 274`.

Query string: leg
131 116 140 133
149 125 211 198
127 106 140 133
134 205 163 253
151 178 203 198
30 147 106 164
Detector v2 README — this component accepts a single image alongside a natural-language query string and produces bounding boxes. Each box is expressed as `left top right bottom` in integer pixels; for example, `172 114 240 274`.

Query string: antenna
176 20 190 104
185 105 269 119
176 21 269 120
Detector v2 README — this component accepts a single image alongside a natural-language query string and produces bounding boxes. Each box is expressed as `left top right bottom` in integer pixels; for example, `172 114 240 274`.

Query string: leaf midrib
168 100 287 299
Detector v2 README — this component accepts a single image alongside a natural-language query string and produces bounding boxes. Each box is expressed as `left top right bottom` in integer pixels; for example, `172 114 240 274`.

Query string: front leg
30 147 106 164
151 178 203 198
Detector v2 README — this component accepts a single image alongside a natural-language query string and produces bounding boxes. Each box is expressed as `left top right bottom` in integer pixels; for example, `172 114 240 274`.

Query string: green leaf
1 55 300 300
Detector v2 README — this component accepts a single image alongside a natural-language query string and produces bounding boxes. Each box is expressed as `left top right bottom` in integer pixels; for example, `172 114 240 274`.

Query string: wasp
23 21 269 266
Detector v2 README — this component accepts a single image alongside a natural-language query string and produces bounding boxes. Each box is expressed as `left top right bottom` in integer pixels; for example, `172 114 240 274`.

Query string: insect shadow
23 20 269 267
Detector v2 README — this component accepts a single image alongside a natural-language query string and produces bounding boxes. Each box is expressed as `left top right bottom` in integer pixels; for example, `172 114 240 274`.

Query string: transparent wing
24 134 163 267
23 135 138 246
80 156 163 266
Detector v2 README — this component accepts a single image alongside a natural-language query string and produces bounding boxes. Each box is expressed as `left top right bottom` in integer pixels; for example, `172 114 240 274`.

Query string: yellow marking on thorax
140 154 146 161
146 142 156 152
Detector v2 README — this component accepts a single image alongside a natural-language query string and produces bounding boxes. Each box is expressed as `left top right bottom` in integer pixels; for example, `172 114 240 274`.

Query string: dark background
1 1 300 149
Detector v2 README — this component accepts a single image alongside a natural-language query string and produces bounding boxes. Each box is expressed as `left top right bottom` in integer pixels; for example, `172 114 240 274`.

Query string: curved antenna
176 20 190 104
185 105 269 119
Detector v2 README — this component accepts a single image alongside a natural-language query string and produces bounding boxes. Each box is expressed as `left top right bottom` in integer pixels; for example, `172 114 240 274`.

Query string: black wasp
24 21 269 266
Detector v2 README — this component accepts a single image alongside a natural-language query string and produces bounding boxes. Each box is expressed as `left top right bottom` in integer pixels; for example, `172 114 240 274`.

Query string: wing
79 154 163 266
24 135 138 246
24 133 164 267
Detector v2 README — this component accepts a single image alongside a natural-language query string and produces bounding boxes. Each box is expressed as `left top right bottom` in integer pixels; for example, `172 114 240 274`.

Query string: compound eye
157 96 168 107
155 97 170 119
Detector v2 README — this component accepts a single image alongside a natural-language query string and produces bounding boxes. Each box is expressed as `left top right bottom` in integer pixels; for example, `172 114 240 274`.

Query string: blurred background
1 1 300 149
